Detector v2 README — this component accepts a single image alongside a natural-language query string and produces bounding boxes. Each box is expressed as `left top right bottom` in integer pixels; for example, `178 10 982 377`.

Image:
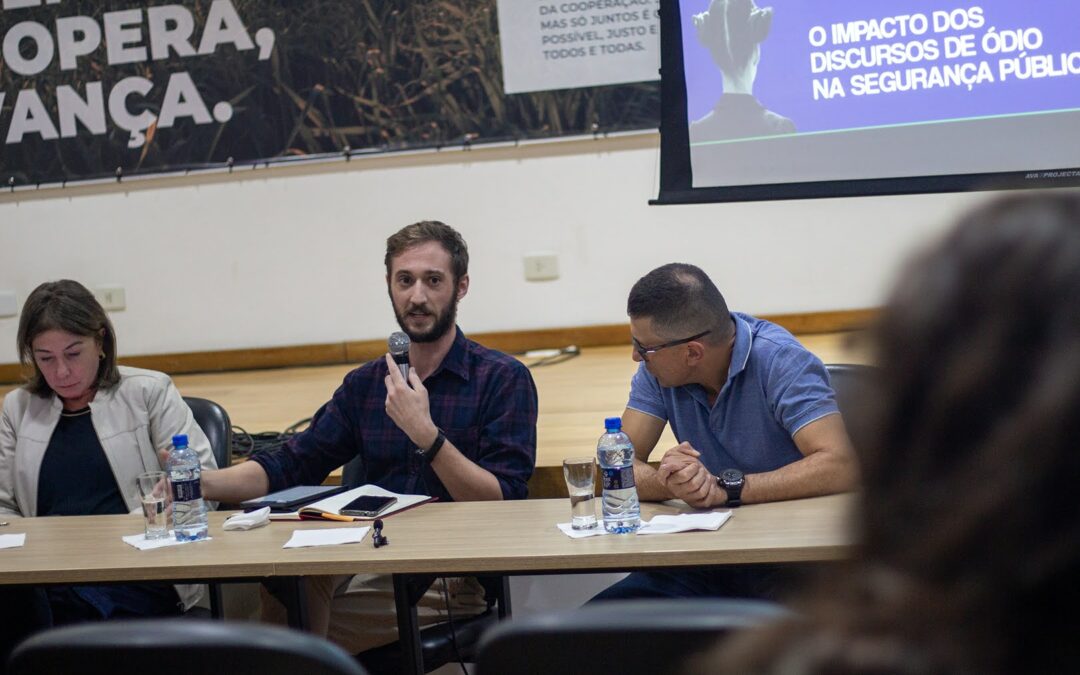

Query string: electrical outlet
95 286 126 311
523 253 559 281
0 291 16 318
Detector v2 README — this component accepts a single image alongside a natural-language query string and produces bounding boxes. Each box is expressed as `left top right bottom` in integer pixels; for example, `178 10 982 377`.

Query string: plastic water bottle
167 433 208 541
597 416 640 533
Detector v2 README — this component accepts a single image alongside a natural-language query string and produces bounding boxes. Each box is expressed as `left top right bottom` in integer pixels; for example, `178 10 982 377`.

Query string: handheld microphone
388 331 411 381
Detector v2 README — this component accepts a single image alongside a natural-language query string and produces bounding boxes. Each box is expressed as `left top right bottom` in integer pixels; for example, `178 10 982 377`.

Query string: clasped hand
383 354 438 448
657 442 723 509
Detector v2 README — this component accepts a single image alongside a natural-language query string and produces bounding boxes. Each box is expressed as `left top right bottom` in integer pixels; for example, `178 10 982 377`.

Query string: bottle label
601 466 636 490
171 478 202 502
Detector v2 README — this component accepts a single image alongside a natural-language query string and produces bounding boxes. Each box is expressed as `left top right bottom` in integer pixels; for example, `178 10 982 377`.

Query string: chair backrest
341 454 363 488
476 598 790 675
825 363 876 413
184 396 233 469
8 619 369 675
825 363 878 452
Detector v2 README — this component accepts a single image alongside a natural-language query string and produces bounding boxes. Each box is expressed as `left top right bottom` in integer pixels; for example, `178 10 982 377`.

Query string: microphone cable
230 417 312 460
438 576 469 675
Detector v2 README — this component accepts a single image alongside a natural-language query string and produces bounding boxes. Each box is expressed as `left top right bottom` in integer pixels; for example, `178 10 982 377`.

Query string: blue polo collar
726 314 753 385
685 313 752 409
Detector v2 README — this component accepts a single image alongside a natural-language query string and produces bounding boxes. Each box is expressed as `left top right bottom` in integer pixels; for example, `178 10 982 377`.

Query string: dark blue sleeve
250 376 363 492
476 360 538 500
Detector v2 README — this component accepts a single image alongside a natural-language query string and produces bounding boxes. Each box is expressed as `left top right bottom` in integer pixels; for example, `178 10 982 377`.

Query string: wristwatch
717 468 745 507
416 428 446 462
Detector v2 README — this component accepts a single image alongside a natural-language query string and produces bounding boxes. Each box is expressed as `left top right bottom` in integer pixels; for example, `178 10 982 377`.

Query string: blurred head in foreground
704 192 1080 674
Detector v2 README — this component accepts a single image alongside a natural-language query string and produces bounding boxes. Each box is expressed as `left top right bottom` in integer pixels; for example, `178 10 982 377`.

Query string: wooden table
0 495 853 581
0 494 854 672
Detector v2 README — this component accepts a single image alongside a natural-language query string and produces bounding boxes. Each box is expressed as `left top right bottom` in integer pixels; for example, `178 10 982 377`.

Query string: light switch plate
0 291 16 318
523 253 559 281
95 286 126 311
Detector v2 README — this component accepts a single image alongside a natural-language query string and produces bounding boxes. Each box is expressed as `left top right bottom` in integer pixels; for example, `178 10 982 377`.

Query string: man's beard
394 293 459 343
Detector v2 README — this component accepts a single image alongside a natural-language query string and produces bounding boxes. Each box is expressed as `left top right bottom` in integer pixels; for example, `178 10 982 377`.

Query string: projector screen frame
652 0 1080 205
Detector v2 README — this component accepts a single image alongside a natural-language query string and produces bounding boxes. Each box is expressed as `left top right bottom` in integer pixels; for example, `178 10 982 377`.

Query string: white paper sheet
0 533 26 549
283 527 370 549
637 512 732 535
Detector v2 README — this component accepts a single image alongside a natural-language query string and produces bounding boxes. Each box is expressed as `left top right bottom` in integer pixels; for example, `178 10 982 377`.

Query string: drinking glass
137 471 169 540
562 457 597 530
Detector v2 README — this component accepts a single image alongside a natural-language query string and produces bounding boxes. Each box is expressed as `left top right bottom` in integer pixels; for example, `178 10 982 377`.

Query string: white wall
0 132 990 364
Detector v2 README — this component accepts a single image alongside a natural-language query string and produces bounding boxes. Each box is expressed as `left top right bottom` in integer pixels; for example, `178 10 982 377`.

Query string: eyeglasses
632 330 711 360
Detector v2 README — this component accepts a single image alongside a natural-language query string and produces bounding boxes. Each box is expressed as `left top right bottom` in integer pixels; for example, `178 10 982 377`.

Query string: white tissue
223 507 271 531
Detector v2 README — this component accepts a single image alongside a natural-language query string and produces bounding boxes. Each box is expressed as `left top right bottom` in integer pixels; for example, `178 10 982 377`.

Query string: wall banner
496 0 660 94
0 0 659 187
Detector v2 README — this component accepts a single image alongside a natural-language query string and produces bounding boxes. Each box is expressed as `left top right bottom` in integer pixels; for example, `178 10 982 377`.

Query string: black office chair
7 619 369 675
183 396 233 469
340 456 509 674
825 363 879 453
182 396 233 618
476 598 791 675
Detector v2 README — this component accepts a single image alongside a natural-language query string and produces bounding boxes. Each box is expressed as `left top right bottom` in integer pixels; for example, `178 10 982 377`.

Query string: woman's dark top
37 407 128 517
29 406 180 621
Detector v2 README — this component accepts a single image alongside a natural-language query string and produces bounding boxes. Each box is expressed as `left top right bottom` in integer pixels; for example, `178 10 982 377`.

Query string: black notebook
240 485 347 512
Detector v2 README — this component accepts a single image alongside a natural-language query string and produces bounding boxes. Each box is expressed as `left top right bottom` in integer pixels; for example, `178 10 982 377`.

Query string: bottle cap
172 434 189 448
604 416 622 431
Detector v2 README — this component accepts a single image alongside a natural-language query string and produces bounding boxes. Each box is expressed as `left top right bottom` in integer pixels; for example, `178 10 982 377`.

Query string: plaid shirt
252 328 538 501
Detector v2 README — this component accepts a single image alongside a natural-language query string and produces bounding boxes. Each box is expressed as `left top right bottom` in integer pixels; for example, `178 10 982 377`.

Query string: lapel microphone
372 518 389 548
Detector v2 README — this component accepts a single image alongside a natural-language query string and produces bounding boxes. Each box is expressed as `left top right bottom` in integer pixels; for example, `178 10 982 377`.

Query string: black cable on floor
439 577 469 675
517 345 582 369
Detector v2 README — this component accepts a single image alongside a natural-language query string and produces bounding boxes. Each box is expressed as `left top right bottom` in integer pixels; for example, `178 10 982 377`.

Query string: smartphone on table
340 495 398 517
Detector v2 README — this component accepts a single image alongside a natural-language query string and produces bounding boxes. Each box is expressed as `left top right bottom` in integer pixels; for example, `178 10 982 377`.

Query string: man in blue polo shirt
594 262 857 600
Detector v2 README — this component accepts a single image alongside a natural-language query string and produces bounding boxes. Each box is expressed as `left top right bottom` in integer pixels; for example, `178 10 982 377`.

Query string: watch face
720 469 744 485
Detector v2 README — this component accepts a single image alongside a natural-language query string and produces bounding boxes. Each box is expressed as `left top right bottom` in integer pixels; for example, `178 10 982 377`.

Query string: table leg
208 582 224 619
497 576 512 619
281 577 309 630
393 573 423 675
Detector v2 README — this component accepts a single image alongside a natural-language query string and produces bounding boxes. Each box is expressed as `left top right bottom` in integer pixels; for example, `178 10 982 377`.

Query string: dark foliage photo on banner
0 0 659 187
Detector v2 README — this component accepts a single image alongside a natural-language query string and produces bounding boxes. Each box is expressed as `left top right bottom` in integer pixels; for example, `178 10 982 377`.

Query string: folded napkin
224 507 271 531
557 511 733 539
122 532 213 550
556 522 608 539
0 533 26 550
283 527 369 549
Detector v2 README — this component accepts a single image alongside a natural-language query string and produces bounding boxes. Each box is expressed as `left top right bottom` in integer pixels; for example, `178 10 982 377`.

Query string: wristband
417 428 446 462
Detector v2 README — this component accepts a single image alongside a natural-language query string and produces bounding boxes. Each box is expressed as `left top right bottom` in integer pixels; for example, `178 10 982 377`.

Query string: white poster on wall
497 0 660 94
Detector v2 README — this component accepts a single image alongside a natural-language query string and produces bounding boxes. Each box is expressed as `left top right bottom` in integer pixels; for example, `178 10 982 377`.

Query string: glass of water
137 471 170 540
562 457 597 530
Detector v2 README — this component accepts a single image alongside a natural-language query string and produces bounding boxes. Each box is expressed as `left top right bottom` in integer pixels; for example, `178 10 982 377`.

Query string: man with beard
201 221 538 652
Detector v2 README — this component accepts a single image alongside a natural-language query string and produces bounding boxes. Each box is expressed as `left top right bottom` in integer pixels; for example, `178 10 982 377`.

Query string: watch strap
419 429 446 462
